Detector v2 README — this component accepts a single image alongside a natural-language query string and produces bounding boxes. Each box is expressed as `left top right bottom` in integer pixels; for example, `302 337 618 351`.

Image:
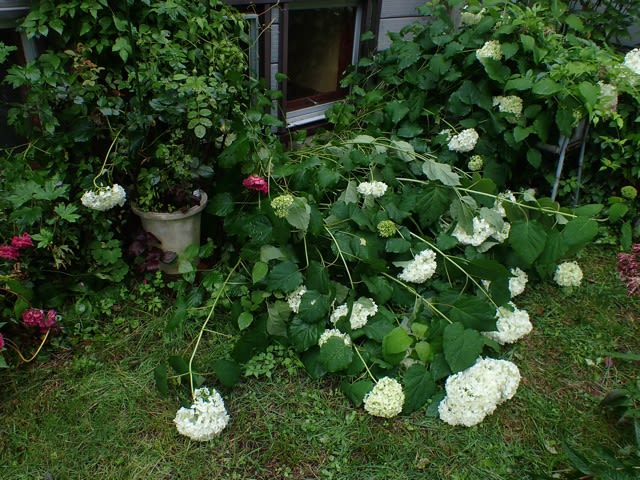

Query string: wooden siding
377 0 426 50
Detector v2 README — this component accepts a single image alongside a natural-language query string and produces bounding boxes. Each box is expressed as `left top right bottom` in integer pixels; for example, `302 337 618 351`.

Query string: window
229 0 380 129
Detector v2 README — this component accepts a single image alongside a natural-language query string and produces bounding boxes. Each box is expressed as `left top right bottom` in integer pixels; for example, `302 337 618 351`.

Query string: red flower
0 245 20 261
11 233 33 249
242 174 269 194
22 308 58 333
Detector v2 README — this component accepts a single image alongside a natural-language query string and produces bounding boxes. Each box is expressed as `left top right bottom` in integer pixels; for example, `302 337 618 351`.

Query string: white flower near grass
330 297 378 330
508 267 528 297
286 285 307 314
483 302 532 345
447 128 479 153
623 48 640 75
357 181 388 198
493 95 523 117
363 377 405 418
174 387 230 441
476 40 503 61
397 249 437 284
554 261 583 287
81 184 127 211
438 357 521 427
318 328 351 347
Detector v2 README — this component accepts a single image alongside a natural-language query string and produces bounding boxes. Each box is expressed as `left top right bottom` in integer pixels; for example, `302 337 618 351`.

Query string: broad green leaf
154 365 168 396
267 301 289 337
231 318 269 363
385 238 411 253
238 312 254 330
288 317 323 352
349 134 376 144
578 81 600 107
448 296 497 332
519 34 535 52
414 342 433 362
505 76 533 91
573 204 603 217
390 139 415 161
536 230 568 279
301 348 326 378
621 222 632 251
341 379 374 406
54 203 81 222
482 58 511 82
561 217 598 247
211 359 242 388
402 364 436 413
265 261 302 293
422 160 460 186
207 192 234 217
532 77 562 96
252 261 268 283
362 276 394 305
386 101 410 124
286 197 311 231
509 220 548 265
443 322 484 373
382 327 412 365
319 336 353 372
513 126 531 143
297 290 330 324
168 355 190 376
306 260 330 293
415 185 451 225
564 14 584 31
608 203 629 223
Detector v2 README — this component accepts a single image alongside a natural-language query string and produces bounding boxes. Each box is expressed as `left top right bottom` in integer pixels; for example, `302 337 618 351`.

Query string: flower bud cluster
271 194 295 218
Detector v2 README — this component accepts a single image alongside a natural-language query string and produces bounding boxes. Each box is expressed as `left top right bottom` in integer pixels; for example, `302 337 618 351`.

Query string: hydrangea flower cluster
597 82 618 116
376 220 397 238
467 155 484 171
616 244 640 296
330 297 378 330
623 48 640 75
554 261 583 287
363 377 405 418
476 40 502 61
356 181 388 198
459 8 485 26
242 174 269 194
483 302 532 345
22 308 58 334
318 328 352 347
492 95 523 117
174 386 230 441
271 194 295 218
286 285 307 313
447 128 479 153
397 249 438 284
81 184 127 211
0 232 34 261
438 357 521 427
508 267 528 297
452 217 497 247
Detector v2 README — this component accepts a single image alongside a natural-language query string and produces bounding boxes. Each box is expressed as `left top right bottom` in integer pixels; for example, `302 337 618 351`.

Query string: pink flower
0 245 20 261
242 174 269 194
11 232 33 249
22 308 58 333
0 332 4 350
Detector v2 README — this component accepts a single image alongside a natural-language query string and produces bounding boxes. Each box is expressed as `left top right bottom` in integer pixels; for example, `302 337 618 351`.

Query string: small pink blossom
0 332 4 350
0 245 20 261
242 174 269 194
22 308 58 333
11 233 33 249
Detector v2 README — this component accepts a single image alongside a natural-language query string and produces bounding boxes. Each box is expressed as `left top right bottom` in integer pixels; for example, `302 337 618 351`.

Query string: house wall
377 0 427 50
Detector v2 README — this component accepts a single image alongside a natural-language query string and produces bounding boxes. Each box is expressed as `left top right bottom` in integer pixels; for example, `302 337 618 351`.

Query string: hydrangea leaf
561 217 598 247
422 160 461 186
301 348 326 379
265 261 303 293
509 220 548 265
448 296 497 332
306 260 330 293
341 379 374 406
443 322 484 373
288 317 323 352
362 275 394 305
211 359 241 388
319 336 353 372
252 261 268 284
154 364 168 396
286 197 311 231
298 290 330 324
402 364 436 414
266 300 289 337
382 327 413 364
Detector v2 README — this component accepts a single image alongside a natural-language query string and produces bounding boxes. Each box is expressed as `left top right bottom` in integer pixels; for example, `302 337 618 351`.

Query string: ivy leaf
402 364 436 414
422 160 460 186
288 317 323 352
509 220 548 265
443 322 484 373
265 261 302 293
319 337 353 372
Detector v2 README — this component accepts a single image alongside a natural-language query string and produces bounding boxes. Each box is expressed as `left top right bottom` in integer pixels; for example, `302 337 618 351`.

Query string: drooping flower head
330 297 378 330
81 184 127 211
483 302 532 345
318 328 352 347
363 377 405 418
22 308 58 333
242 174 269 194
0 245 20 261
554 261 583 287
397 249 437 284
11 233 33 249
447 128 479 153
174 386 230 441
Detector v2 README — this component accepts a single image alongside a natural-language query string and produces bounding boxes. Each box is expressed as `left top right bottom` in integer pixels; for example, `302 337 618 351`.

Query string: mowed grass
1 246 639 480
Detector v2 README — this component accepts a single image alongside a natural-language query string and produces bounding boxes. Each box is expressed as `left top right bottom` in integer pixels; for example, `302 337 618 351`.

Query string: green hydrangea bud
621 186 637 200
467 155 483 172
377 220 397 238
271 194 295 218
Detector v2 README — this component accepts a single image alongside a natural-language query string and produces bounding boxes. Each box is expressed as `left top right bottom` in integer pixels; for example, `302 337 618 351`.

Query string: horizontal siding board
376 16 427 50
380 0 424 18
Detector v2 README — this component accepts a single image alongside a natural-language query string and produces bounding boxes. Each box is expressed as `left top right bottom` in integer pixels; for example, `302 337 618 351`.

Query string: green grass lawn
1 246 639 480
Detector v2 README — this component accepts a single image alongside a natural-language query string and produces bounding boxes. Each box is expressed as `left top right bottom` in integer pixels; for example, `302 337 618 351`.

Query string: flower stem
5 329 51 363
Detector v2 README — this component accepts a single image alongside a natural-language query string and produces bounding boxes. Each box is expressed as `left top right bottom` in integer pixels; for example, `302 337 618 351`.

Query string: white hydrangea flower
596 82 618 116
447 128 479 153
624 48 640 75
357 181 388 198
397 249 437 284
174 386 230 441
476 40 503 61
438 357 521 427
452 217 495 246
483 302 532 345
493 95 523 117
286 285 307 314
439 128 453 140
508 267 528 297
460 8 485 26
81 184 127 211
363 377 405 418
330 298 378 330
493 190 516 217
468 155 484 171
318 328 352 347
554 261 583 287
491 221 511 243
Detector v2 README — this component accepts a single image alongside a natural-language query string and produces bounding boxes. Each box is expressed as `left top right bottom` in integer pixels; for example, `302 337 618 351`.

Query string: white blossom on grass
438 357 521 427
330 298 378 330
508 267 528 297
174 387 230 441
357 181 388 198
397 249 437 284
363 377 405 418
286 285 307 313
81 184 127 211
447 128 479 153
318 328 351 347
554 261 583 287
476 40 502 61
483 302 532 345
